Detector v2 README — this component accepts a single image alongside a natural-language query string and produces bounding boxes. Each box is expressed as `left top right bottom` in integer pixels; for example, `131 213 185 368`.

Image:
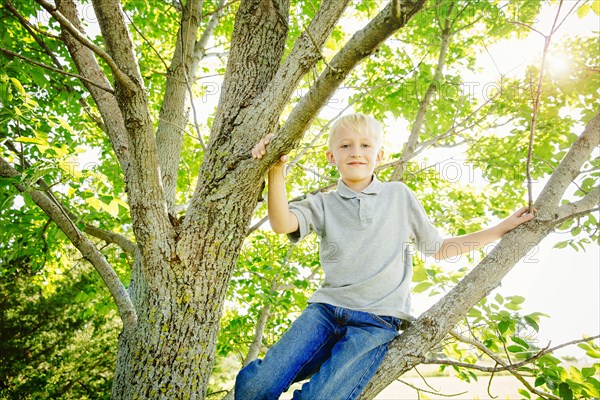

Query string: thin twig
6 1 61 39
398 378 468 398
510 20 546 37
525 0 564 213
487 362 498 399
414 366 438 392
34 0 133 89
425 333 600 372
0 47 114 93
447 330 575 400
125 12 169 71
302 23 341 73
183 67 207 151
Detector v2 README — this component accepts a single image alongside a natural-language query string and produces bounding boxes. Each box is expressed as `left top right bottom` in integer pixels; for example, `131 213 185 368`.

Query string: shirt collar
336 175 383 199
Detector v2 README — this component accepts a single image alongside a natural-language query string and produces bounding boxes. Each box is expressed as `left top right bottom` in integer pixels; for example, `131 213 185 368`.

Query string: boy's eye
341 144 351 148
361 144 371 148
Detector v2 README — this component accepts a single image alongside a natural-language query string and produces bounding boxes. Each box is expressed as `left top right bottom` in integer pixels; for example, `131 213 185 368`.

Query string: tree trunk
111 0 291 397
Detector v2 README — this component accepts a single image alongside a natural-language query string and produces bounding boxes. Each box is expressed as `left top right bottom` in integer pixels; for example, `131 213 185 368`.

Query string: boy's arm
433 206 535 260
252 134 299 234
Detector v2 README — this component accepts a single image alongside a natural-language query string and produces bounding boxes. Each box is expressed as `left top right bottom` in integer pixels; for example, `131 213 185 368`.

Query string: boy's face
326 127 384 190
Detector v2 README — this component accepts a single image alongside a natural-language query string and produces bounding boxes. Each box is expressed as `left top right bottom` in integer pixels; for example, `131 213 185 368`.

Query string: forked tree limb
0 156 137 330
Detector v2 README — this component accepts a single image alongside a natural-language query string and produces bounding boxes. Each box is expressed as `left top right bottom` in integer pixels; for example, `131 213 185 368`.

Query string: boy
235 114 534 400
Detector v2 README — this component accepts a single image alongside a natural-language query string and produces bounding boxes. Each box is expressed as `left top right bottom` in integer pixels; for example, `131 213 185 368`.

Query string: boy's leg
291 309 400 400
234 303 341 400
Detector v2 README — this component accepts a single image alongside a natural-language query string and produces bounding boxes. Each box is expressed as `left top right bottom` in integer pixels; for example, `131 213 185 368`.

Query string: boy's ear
376 148 384 164
326 150 336 165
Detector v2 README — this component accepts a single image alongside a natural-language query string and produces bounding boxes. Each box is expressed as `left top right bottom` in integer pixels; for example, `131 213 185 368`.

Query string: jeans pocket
370 314 399 331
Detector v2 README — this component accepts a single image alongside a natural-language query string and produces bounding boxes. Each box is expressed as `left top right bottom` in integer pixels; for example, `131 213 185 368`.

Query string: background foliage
0 0 598 398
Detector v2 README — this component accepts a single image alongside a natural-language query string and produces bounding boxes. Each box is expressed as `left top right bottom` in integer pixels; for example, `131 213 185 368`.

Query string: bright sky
410 5 598 357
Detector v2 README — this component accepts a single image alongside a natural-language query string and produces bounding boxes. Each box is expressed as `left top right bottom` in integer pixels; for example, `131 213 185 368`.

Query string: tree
0 258 119 398
0 0 597 399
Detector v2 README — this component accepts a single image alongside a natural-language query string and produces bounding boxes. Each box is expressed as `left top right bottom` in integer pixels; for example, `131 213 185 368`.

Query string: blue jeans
234 303 402 400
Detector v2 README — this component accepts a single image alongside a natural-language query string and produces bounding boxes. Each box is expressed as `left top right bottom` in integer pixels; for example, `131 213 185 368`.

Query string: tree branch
3 140 137 255
0 156 137 331
554 187 600 224
0 47 114 93
55 0 137 179
241 303 272 367
34 0 134 90
204 0 293 149
222 0 350 157
535 109 600 216
264 0 428 170
156 0 205 212
424 334 600 373
82 225 138 255
391 8 453 181
87 0 176 262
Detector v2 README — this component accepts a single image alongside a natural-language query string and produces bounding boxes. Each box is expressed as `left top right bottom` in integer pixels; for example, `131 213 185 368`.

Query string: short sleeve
287 193 325 243
406 189 445 257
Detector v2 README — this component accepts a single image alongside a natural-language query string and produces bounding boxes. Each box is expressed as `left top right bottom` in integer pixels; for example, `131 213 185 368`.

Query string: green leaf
508 295 525 304
518 388 531 399
412 264 427 282
569 366 584 384
583 378 600 398
511 336 530 349
504 302 522 311
524 315 540 332
546 378 558 390
581 366 596 378
10 77 25 96
507 345 525 353
56 116 75 135
498 320 510 334
413 281 433 293
559 382 573 400
554 240 569 249
534 376 546 387
86 197 103 211
14 136 47 146
577 3 591 18
495 293 504 304
579 343 600 358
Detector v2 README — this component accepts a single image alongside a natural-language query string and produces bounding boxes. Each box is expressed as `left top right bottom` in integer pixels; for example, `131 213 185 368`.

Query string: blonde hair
328 113 383 150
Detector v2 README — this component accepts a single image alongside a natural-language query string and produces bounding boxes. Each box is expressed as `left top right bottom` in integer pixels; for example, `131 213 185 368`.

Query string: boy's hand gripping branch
251 133 289 166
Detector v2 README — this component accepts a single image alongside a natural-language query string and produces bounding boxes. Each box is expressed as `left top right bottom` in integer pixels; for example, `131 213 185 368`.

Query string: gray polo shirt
288 176 444 320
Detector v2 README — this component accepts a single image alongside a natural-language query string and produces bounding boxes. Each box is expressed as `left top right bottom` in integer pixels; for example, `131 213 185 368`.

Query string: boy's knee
234 365 257 400
234 360 283 400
